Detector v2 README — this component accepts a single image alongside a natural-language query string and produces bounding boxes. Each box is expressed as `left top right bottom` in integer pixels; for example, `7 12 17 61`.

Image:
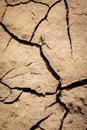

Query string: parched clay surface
0 0 87 130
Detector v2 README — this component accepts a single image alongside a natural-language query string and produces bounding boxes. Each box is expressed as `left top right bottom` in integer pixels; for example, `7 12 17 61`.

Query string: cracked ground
0 0 87 130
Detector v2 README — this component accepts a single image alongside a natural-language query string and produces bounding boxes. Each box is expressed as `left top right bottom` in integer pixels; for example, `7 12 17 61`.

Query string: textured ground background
0 0 87 130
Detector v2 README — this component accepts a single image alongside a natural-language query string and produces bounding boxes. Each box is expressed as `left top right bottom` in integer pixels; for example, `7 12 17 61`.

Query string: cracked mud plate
0 0 87 130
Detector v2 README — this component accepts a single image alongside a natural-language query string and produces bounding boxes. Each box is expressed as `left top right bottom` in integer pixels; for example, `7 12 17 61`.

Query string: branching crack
29 0 62 42
0 69 57 105
45 90 70 130
0 21 40 47
29 113 52 130
0 80 12 90
57 91 69 130
4 72 28 80
0 1 86 129
3 91 22 104
11 87 45 97
0 22 61 81
45 77 87 129
39 126 45 130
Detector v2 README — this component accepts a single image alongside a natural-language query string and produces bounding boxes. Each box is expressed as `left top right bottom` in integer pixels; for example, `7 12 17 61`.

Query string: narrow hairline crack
4 0 73 57
0 62 35 80
73 13 87 16
1 6 7 22
0 65 57 103
4 72 28 80
0 68 15 80
3 37 12 52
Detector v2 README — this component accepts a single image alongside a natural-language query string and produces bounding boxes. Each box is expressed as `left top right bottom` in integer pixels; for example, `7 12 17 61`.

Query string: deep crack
57 91 69 130
40 45 61 81
29 113 52 130
0 21 40 47
62 78 87 90
63 0 73 55
11 87 45 97
6 0 31 7
6 0 49 7
0 1 86 130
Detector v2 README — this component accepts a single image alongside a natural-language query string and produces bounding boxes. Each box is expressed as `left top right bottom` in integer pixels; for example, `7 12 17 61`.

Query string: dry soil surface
0 0 87 130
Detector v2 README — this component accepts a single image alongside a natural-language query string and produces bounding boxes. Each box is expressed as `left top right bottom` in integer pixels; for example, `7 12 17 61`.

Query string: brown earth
0 0 87 130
